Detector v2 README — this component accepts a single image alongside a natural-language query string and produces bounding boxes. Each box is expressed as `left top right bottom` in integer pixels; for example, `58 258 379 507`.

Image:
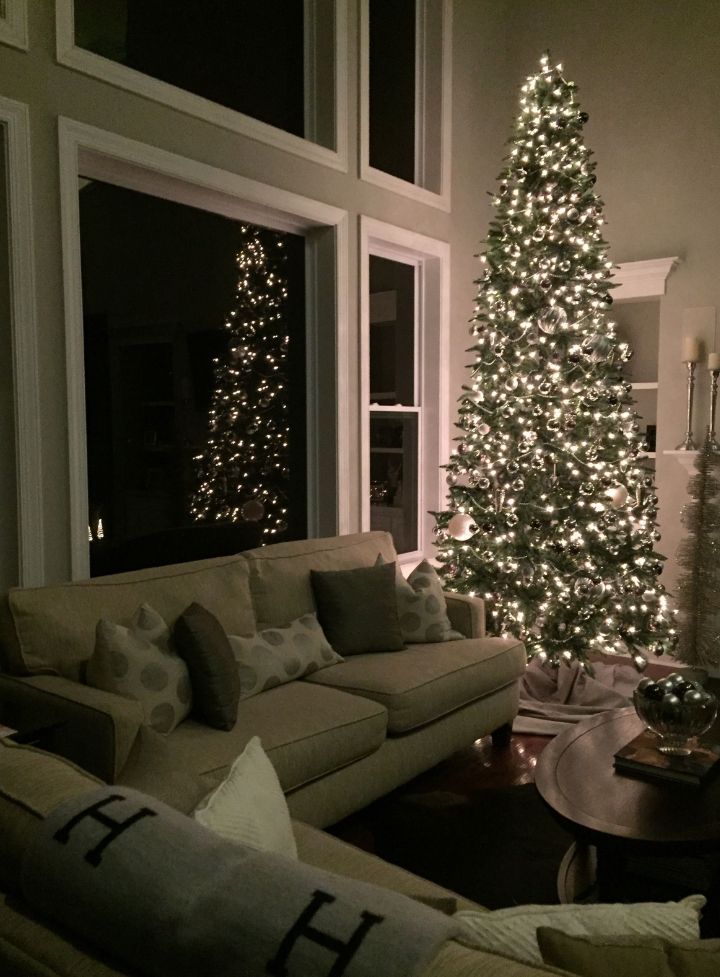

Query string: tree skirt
513 659 640 735
373 784 573 909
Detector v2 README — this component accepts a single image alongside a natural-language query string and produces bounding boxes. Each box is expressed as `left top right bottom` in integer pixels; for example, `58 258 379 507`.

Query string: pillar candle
682 337 701 362
708 352 720 371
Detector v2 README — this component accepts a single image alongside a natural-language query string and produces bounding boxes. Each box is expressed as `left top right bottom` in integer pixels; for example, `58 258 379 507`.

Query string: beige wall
0 0 718 602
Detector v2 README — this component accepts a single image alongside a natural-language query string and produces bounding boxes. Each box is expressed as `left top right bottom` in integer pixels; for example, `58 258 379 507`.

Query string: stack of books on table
613 729 720 787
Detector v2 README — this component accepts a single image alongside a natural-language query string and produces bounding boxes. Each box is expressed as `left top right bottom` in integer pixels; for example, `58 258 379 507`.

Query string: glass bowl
633 678 718 756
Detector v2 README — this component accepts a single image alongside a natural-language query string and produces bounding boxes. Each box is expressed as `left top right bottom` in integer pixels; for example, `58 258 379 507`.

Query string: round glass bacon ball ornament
633 674 718 756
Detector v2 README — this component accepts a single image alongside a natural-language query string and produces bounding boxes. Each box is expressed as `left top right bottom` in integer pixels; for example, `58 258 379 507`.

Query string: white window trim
58 117 350 579
55 0 348 173
360 216 449 562
359 0 452 211
0 95 44 585
0 0 28 51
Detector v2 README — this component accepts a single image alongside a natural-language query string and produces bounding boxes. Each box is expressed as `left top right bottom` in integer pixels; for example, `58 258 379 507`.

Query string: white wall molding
613 257 680 302
359 0 452 211
55 0 348 173
0 95 44 584
359 216 450 559
58 117 349 578
0 0 28 51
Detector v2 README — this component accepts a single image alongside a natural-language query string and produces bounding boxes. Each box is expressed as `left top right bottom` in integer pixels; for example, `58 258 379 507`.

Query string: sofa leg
490 722 512 748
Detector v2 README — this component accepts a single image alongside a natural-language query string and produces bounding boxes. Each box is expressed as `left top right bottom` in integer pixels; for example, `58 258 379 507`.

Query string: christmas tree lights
435 54 677 669
191 224 290 539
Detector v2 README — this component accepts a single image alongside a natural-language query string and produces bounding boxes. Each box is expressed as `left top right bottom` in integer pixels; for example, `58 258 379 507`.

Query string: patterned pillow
228 613 343 700
86 603 192 734
377 557 463 644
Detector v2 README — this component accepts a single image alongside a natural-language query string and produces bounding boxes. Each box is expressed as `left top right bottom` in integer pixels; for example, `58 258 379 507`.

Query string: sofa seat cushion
151 681 388 795
303 637 527 734
3 554 255 680
244 530 397 627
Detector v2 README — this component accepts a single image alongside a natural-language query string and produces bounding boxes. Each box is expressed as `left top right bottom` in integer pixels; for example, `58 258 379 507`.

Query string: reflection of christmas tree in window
191 224 290 539
435 54 677 670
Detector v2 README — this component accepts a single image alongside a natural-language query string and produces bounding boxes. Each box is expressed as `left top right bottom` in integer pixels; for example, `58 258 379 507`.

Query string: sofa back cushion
244 531 398 627
2 555 256 680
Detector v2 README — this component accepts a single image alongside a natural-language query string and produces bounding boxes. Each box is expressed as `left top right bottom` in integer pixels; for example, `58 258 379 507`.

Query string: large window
59 0 340 163
0 123 17 590
79 181 307 574
361 219 449 560
0 0 28 50
369 256 419 554
363 0 450 204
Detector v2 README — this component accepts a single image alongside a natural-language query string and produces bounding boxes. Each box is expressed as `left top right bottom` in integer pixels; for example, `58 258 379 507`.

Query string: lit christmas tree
435 53 677 670
191 224 290 539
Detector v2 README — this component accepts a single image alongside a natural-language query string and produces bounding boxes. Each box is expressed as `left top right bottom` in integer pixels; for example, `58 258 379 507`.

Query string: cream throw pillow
228 613 343 700
86 603 192 734
193 736 297 859
454 895 705 965
377 556 463 643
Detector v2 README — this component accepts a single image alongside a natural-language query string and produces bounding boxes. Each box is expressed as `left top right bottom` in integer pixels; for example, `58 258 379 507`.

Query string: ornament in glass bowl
633 673 718 756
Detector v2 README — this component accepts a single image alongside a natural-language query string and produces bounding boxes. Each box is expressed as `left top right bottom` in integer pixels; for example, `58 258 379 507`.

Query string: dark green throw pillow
173 603 240 730
310 562 405 655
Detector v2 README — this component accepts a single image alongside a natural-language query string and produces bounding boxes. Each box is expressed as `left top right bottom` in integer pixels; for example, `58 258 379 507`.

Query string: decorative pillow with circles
86 603 192 734
228 613 343 700
376 556 463 644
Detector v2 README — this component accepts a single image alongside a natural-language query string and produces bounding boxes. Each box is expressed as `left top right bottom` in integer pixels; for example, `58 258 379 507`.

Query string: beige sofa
0 738 570 977
0 531 526 828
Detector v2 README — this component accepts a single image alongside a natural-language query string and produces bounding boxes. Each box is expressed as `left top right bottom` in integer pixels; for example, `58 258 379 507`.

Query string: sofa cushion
228 613 343 699
3 554 255 680
150 681 389 795
304 637 527 733
311 562 404 655
243 531 397 627
86 603 192 734
0 738 100 892
173 603 241 731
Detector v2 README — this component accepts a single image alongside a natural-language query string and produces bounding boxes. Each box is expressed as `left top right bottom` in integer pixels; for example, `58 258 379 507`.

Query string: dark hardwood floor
330 658 676 852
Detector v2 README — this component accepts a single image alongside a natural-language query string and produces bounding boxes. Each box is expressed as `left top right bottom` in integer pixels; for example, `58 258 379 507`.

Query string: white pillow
193 736 297 859
454 895 705 965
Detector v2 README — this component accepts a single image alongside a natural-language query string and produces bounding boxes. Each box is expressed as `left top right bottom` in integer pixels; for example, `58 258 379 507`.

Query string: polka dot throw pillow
228 614 343 700
86 603 192 733
377 556 464 644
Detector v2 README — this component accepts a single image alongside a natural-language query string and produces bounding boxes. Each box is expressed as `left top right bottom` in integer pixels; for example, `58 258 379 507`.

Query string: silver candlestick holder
676 360 698 450
707 367 720 452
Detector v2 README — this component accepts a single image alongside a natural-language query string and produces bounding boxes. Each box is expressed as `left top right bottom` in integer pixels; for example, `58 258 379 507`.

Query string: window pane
74 0 306 140
80 181 307 575
369 255 415 406
370 413 418 554
368 0 416 182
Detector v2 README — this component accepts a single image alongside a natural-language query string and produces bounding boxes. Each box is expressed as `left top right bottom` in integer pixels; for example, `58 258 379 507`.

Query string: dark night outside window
80 182 307 574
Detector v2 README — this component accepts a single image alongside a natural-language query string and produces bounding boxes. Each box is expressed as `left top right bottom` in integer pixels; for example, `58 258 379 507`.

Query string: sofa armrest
444 593 486 639
0 674 143 783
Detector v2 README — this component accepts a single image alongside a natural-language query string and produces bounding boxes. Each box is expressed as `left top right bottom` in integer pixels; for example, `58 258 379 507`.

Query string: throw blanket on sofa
21 787 458 977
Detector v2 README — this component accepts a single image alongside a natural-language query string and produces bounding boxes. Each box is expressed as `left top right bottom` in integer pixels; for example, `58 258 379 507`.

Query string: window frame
359 216 449 563
359 0 452 210
0 0 28 51
55 0 348 172
0 95 43 585
58 117 350 579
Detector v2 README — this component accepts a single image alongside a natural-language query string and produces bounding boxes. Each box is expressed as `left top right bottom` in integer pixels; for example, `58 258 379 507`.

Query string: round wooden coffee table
535 707 720 926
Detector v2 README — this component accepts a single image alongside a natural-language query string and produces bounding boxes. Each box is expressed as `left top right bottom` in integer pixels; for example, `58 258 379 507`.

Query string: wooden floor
331 658 676 849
